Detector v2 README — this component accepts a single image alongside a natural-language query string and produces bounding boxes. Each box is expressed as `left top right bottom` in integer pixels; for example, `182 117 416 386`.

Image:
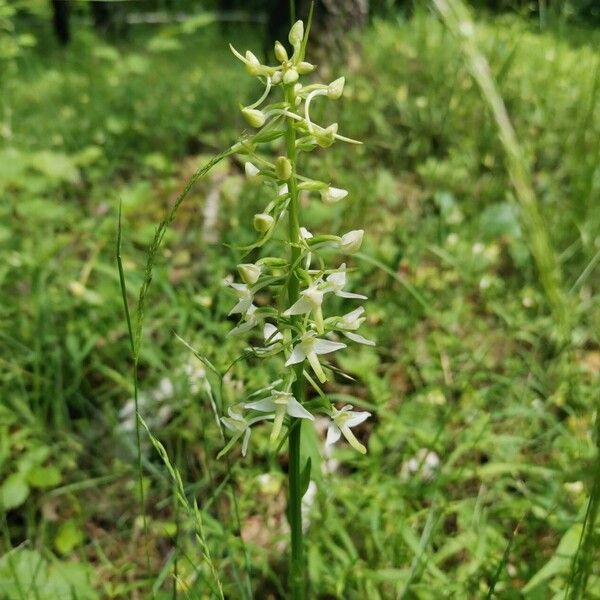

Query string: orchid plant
221 18 373 598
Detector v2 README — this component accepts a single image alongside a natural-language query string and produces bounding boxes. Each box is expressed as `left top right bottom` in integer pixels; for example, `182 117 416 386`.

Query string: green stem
285 84 305 600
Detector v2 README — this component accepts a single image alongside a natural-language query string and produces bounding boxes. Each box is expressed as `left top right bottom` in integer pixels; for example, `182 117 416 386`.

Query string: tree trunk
51 0 70 45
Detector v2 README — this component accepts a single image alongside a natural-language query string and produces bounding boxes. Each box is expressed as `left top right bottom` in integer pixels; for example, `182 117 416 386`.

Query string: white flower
321 186 348 204
283 283 326 332
245 389 313 441
326 405 371 454
220 408 271 456
335 307 375 346
286 332 346 383
339 230 364 254
245 161 260 177
300 227 313 239
263 322 283 344
226 282 254 316
237 263 261 285
324 264 367 300
228 304 259 336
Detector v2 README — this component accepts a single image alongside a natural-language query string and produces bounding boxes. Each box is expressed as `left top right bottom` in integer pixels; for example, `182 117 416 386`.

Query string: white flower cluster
220 20 373 457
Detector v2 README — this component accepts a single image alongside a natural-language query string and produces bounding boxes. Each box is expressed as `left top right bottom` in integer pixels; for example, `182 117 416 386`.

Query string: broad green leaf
27 465 62 489
54 520 84 556
0 473 29 510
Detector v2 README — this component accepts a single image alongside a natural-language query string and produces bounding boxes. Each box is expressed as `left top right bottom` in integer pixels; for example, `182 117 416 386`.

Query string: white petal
327 271 346 288
344 331 375 346
326 423 342 446
313 339 346 356
285 344 306 366
245 398 277 412
283 296 313 316
228 298 252 316
286 398 314 420
343 307 365 320
336 291 368 300
346 411 371 428
300 227 313 239
263 323 283 343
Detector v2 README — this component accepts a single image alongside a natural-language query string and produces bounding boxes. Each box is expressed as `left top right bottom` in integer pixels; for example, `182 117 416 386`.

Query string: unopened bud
241 107 266 128
238 263 262 285
298 180 327 191
245 50 262 75
254 213 274 233
274 41 288 62
289 20 304 47
271 71 283 85
297 61 316 74
321 186 348 204
327 77 345 99
283 68 299 84
275 156 292 180
339 230 364 254
258 256 288 267
244 162 260 177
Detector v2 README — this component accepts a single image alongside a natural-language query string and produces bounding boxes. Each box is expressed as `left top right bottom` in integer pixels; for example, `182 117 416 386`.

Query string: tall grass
432 1 598 596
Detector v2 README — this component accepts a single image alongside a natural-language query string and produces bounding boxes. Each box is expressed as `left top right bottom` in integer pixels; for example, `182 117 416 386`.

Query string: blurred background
1 0 599 597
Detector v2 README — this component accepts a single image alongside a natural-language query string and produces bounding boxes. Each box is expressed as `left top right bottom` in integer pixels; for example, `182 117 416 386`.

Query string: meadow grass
0 7 599 598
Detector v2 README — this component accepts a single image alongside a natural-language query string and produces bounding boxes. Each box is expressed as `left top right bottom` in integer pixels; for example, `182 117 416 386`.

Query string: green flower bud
327 77 345 100
244 162 260 178
298 180 328 191
258 256 288 267
245 50 262 75
288 20 304 48
283 68 299 84
254 213 274 233
271 71 283 85
238 263 262 285
241 107 266 128
275 156 292 180
297 61 316 74
274 41 288 62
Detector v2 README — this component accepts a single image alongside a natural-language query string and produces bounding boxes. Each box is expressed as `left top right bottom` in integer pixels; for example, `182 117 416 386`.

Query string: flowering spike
221 25 373 471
